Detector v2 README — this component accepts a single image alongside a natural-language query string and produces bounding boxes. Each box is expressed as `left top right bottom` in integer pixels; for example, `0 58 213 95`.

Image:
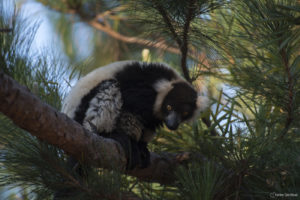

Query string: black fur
114 62 178 131
73 62 178 132
108 131 150 169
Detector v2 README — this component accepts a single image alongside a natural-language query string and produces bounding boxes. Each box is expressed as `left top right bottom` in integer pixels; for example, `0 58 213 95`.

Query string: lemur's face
161 82 198 130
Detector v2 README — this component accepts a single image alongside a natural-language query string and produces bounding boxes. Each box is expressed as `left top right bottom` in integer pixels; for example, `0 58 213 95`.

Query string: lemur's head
153 79 208 130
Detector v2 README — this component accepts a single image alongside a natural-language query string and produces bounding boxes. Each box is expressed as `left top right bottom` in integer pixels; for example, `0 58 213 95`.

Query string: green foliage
127 0 224 44
0 115 64 200
218 0 300 131
0 2 64 109
176 162 225 200
1 0 300 199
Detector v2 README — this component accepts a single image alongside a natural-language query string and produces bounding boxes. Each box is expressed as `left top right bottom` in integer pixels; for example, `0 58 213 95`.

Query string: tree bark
0 72 194 184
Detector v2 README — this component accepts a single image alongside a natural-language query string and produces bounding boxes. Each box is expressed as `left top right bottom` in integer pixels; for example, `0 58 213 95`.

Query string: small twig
279 47 294 138
201 116 218 136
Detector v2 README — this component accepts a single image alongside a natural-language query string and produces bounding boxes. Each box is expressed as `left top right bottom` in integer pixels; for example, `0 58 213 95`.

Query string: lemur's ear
196 95 209 112
193 81 209 112
153 79 173 93
184 94 209 123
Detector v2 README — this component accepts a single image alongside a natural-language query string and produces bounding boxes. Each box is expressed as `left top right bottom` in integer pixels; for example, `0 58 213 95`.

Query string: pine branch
153 1 182 47
180 0 196 83
39 3 181 56
153 0 192 81
40 1 213 72
88 20 180 55
0 71 204 185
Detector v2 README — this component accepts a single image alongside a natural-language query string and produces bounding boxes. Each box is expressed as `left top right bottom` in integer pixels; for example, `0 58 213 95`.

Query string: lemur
62 60 208 169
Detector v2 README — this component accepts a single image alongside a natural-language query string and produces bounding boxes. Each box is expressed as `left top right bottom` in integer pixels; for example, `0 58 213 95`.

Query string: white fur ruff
153 79 185 118
62 61 135 118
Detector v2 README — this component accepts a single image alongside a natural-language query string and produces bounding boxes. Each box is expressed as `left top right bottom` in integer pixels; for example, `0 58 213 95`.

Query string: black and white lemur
62 60 208 169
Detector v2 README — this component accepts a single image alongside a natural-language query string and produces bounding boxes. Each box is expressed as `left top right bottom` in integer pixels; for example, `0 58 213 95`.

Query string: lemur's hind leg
108 131 147 170
138 141 150 168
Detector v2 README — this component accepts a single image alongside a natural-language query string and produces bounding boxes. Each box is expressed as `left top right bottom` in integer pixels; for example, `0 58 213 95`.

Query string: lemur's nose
165 111 180 130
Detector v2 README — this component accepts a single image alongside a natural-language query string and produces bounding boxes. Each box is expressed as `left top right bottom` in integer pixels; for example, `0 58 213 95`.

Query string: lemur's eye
166 105 172 111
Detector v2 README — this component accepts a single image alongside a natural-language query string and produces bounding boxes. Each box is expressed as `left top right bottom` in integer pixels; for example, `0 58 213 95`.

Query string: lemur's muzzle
165 111 181 130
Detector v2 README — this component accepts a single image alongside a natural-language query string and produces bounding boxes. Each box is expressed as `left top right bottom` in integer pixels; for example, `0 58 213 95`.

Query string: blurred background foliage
1 0 300 199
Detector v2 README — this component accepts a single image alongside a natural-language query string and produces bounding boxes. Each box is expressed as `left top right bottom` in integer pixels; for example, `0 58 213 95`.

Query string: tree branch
180 0 196 82
0 71 127 169
88 20 180 55
40 3 180 56
0 71 199 185
153 1 182 47
153 0 197 82
41 3 211 69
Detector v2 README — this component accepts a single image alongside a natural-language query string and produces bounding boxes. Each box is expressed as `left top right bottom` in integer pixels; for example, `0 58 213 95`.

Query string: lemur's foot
108 132 149 170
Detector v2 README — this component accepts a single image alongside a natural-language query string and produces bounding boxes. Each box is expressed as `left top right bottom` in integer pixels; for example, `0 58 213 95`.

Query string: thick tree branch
0 71 127 169
0 71 198 184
